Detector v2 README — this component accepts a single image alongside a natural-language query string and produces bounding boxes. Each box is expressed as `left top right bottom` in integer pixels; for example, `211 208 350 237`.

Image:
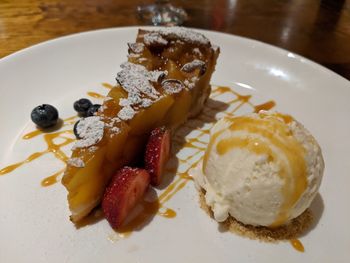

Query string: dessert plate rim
1 26 349 85
0 26 349 263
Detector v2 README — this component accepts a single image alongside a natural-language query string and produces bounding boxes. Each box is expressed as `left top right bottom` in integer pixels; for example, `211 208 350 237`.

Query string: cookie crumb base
198 189 313 242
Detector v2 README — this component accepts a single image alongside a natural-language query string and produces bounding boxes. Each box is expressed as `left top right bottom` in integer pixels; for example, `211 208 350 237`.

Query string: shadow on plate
299 193 324 237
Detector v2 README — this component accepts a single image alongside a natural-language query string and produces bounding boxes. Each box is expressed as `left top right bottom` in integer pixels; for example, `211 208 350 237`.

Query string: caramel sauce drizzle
87 91 106 99
254 100 276 113
213 116 307 227
86 83 114 99
102 83 114 90
0 84 281 242
22 116 77 140
0 130 74 176
41 168 65 187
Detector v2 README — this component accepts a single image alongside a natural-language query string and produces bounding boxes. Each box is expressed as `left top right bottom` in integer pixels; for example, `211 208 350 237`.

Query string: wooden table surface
1 0 350 80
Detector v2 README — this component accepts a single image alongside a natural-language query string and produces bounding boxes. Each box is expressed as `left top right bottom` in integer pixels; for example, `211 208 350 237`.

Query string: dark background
1 0 349 79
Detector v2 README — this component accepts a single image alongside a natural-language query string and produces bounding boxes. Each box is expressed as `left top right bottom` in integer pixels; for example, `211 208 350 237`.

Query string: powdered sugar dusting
110 127 120 133
185 77 199 89
128 53 140 58
149 70 167 83
73 116 104 149
138 57 147 62
119 94 142 107
184 79 195 89
104 117 121 132
68 158 85 168
154 27 210 45
144 32 168 46
184 77 198 89
191 76 199 82
212 45 220 52
141 98 153 108
128 42 145 53
88 146 98 153
193 48 202 56
118 105 136 121
181 59 206 72
116 62 161 100
116 62 168 114
162 79 185 94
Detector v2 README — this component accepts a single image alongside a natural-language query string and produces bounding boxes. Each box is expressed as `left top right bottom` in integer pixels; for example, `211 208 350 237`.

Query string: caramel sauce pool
41 169 65 187
254 100 276 113
290 239 305 252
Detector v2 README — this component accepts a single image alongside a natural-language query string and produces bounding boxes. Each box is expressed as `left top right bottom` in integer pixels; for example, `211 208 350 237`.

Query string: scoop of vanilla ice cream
192 111 324 227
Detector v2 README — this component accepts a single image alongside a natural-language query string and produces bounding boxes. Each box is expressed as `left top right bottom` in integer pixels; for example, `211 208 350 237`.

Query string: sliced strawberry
144 127 171 186
102 166 150 229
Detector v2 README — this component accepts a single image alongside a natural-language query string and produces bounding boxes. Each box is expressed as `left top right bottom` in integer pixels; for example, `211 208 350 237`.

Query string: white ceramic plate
0 27 349 263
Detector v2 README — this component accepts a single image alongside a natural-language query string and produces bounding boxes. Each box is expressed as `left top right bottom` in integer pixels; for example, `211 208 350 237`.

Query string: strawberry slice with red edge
144 126 171 186
102 166 150 229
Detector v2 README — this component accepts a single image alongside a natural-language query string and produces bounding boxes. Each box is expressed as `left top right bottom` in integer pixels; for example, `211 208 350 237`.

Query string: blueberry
31 104 59 128
87 104 101 116
73 120 81 139
74 98 92 116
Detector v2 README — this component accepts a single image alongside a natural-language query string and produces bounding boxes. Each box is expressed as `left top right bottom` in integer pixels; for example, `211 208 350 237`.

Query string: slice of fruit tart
62 27 220 223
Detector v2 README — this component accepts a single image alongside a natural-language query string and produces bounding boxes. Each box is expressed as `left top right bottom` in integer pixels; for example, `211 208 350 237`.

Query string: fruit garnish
102 166 150 229
87 104 101 116
73 98 92 117
145 127 171 186
30 104 59 128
